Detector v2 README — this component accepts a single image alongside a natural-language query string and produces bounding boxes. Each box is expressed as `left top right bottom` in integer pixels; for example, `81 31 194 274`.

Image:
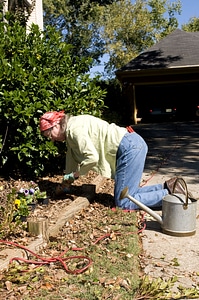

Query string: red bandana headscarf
39 111 65 132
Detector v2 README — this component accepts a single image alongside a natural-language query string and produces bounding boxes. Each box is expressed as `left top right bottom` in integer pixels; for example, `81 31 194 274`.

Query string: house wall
3 0 43 31
27 0 43 31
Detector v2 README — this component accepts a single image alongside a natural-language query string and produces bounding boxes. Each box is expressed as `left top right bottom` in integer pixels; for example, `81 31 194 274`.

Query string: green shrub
0 21 106 177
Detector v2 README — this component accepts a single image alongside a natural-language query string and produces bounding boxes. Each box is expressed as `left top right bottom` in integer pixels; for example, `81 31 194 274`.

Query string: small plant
17 181 47 200
134 275 199 299
14 181 47 218
0 189 25 238
34 190 47 200
14 197 31 219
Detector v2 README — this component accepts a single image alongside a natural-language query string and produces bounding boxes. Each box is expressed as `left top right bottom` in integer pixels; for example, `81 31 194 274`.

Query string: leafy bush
0 21 106 177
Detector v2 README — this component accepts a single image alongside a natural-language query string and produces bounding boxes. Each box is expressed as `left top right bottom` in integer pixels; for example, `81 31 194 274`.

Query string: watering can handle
173 177 189 208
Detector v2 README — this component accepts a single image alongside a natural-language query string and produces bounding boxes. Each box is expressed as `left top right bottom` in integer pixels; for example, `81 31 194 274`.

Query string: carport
115 29 199 124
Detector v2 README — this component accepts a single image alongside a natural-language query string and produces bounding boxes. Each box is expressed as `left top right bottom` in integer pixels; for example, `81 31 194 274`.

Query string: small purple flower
24 189 29 196
29 188 35 195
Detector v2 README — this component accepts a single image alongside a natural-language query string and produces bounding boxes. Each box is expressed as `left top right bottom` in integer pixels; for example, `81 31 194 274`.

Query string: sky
176 0 199 27
90 0 199 76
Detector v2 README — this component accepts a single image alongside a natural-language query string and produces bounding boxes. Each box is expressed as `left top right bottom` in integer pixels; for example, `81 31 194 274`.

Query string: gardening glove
55 172 78 196
62 172 77 184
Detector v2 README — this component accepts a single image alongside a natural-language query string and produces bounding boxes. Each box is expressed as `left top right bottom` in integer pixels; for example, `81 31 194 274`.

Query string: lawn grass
1 206 142 299
43 207 142 299
2 202 199 299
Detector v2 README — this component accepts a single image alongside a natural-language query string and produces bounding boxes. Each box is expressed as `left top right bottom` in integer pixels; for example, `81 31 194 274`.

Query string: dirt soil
0 120 199 297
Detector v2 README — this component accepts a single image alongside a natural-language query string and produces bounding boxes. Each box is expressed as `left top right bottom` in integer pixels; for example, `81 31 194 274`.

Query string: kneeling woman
39 111 181 210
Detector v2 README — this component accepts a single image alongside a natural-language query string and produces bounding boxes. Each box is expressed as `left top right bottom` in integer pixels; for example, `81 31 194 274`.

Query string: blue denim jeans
114 132 169 210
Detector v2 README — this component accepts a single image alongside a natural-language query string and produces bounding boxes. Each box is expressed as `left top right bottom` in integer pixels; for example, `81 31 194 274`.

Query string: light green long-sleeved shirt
65 115 127 179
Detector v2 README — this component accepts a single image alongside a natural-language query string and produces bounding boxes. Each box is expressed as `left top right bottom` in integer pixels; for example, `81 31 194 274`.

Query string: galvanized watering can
120 177 197 237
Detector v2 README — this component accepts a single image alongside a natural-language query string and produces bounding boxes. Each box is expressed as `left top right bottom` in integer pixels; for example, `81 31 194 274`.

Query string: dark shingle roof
117 29 199 72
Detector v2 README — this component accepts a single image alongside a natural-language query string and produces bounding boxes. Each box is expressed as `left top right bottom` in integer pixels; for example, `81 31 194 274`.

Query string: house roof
116 29 199 73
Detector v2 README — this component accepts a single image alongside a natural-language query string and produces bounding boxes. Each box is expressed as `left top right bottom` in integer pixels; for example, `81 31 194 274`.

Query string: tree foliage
0 20 106 177
43 0 181 76
43 0 110 63
96 0 181 74
182 17 199 32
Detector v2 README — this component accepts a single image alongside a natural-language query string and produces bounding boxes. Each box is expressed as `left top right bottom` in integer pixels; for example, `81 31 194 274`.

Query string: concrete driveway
134 120 199 291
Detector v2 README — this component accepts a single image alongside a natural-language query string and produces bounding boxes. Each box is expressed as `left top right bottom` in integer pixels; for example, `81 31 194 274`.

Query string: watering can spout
119 187 163 225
